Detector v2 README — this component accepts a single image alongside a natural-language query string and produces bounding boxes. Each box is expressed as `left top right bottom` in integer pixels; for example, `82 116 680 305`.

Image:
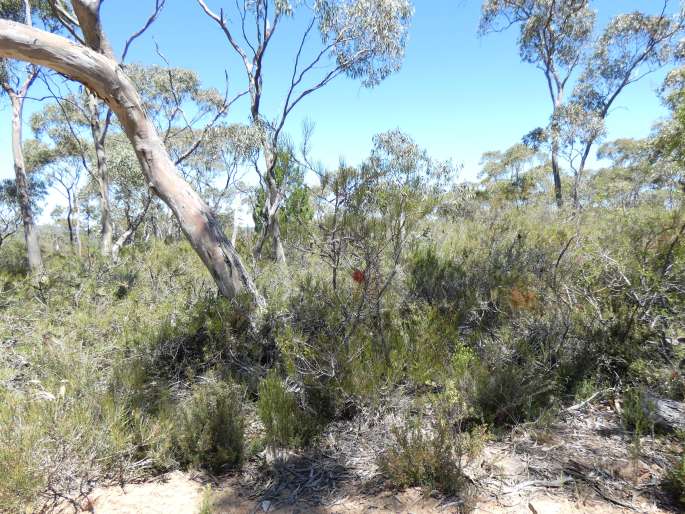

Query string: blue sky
0 0 677 191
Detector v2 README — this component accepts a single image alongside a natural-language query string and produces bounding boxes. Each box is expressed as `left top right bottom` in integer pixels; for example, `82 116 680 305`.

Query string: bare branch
121 0 166 63
196 0 252 74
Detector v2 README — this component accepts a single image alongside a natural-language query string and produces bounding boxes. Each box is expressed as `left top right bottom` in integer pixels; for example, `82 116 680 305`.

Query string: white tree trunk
0 18 264 308
86 91 113 257
10 94 43 273
73 191 82 257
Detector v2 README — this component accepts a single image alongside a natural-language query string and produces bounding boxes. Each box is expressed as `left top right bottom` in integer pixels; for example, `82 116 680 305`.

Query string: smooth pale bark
254 149 286 263
264 151 286 264
271 213 285 262
86 91 113 256
550 93 565 209
73 191 82 257
0 19 264 308
258 179 286 263
111 196 151 261
10 93 43 273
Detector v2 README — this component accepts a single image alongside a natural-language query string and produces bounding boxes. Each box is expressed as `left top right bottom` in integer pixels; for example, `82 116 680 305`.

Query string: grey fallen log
644 393 685 431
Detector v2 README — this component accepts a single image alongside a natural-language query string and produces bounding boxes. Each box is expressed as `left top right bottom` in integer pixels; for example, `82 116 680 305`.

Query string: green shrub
256 370 328 449
0 237 30 278
257 371 302 449
472 329 561 425
621 388 654 434
174 378 244 473
664 454 685 508
0 393 44 512
379 397 485 501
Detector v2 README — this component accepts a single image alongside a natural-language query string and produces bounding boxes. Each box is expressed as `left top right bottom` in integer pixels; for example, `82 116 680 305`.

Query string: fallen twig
563 388 614 413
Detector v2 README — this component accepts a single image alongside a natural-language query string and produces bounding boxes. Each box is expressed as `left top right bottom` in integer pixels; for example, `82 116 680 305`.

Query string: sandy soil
55 400 681 514
80 477 666 514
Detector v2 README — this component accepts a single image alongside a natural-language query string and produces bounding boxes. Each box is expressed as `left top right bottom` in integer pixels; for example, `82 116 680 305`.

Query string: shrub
379 398 485 501
0 393 43 512
257 371 302 449
621 388 655 434
174 378 244 473
472 327 562 425
664 454 685 508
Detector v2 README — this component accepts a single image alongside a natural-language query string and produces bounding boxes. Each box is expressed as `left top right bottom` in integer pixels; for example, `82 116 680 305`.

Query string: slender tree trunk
73 191 82 257
10 94 43 273
86 91 113 256
66 192 75 246
111 228 134 260
111 195 151 260
271 213 285 263
551 153 563 208
257 144 286 263
549 86 565 209
0 17 264 308
271 216 286 264
572 144 593 210
254 201 285 263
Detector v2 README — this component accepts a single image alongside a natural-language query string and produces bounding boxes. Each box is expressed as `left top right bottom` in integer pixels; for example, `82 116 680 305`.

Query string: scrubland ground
64 398 681 513
2 200 684 513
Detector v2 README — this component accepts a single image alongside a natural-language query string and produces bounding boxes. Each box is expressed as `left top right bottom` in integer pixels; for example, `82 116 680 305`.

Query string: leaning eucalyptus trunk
86 91 113 257
0 16 264 309
10 94 43 273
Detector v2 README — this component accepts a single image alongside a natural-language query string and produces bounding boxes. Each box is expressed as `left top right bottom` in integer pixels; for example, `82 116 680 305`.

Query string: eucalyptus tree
104 133 154 258
480 0 595 208
252 145 313 256
124 63 235 174
50 158 83 252
479 143 543 205
0 179 19 248
565 5 684 207
29 87 119 254
588 138 658 209
652 42 685 196
29 1 177 259
0 1 264 307
197 0 414 263
108 65 248 251
22 136 87 252
480 0 684 209
0 0 58 272
0 176 47 249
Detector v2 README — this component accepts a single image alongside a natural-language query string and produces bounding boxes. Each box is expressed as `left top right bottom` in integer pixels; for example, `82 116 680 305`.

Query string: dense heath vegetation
1 1 685 512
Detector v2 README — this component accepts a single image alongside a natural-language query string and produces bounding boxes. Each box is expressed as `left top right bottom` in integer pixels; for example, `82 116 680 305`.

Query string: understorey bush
173 377 245 473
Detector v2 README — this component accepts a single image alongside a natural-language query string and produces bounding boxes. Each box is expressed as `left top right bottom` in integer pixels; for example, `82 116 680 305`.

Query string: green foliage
257 370 306 449
198 485 216 514
173 378 245 473
0 240 244 508
1 95 685 510
379 398 485 501
253 148 314 242
621 388 654 434
664 454 685 508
